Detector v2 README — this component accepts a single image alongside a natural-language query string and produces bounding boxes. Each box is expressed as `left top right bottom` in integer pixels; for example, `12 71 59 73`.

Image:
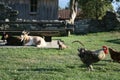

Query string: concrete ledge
0 40 59 48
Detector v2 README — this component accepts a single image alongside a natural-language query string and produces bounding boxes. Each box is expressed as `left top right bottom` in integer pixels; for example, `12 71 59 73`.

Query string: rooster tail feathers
72 40 85 47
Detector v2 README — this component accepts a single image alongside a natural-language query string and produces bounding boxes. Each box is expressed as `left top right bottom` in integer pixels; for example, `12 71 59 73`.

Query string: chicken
77 46 108 71
57 40 67 50
109 48 120 63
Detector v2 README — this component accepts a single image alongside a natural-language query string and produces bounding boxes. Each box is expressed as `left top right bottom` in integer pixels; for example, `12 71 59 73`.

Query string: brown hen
109 48 120 63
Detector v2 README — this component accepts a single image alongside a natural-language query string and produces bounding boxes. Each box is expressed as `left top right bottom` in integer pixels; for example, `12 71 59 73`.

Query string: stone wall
74 11 120 34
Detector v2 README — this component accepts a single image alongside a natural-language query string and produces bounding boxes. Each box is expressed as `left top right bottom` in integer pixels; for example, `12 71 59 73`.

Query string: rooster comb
102 46 108 48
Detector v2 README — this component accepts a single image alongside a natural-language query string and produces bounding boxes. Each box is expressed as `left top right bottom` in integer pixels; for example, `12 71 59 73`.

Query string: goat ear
22 30 29 35
26 31 30 35
22 30 26 34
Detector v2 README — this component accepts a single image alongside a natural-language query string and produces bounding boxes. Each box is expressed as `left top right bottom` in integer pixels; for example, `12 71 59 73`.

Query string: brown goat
1 33 23 46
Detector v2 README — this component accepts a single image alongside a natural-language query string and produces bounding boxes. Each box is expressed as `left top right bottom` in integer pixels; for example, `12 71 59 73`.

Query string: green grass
0 31 120 80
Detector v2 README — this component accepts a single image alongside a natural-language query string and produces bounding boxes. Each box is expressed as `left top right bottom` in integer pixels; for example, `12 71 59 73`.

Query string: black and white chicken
77 46 108 71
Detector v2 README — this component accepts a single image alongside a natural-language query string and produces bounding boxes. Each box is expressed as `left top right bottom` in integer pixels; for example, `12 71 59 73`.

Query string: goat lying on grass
21 31 47 48
1 32 23 46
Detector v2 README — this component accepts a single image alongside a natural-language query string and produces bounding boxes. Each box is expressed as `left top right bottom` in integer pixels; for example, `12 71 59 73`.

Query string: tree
68 0 120 24
78 0 113 19
66 0 78 24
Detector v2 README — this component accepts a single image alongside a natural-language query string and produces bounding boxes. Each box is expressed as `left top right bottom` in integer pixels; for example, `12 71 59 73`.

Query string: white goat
21 31 47 48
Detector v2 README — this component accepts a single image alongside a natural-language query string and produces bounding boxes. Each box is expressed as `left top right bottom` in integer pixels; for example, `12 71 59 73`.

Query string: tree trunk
66 0 78 24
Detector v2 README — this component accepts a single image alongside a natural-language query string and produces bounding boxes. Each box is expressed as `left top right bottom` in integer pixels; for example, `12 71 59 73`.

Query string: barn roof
58 9 83 20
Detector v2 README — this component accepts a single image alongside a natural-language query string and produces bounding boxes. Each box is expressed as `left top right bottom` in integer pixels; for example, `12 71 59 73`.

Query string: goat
1 32 23 46
21 31 47 48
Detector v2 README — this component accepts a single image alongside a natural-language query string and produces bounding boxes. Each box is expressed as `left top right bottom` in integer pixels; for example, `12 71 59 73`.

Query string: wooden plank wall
38 0 58 20
8 0 58 20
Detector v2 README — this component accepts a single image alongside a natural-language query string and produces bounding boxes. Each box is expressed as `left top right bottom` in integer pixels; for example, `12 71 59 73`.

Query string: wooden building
7 0 58 20
0 0 74 38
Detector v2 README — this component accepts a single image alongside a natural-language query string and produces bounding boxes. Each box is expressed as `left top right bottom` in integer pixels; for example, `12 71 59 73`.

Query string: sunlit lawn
0 31 120 80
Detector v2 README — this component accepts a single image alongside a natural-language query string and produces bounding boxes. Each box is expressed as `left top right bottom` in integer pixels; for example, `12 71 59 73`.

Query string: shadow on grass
101 59 112 62
66 65 76 69
113 69 120 72
94 63 107 66
106 39 120 44
17 67 64 73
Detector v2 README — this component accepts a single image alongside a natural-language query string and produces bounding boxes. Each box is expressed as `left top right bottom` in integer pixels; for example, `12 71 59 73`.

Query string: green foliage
77 0 113 19
115 0 120 1
0 31 120 80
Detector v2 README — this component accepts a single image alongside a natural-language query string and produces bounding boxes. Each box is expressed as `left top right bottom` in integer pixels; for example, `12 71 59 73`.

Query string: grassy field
0 31 120 80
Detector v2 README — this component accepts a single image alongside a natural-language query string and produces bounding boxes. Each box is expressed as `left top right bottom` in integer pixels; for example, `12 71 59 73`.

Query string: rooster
78 46 108 71
109 48 120 63
73 41 108 71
